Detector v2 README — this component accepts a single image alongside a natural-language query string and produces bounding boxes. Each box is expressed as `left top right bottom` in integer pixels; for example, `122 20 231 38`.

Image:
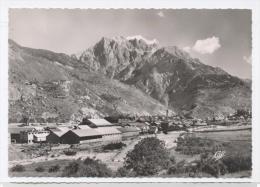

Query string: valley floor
9 130 251 178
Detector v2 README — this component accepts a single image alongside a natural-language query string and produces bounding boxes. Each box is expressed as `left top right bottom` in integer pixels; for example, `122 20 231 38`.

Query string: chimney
166 109 169 121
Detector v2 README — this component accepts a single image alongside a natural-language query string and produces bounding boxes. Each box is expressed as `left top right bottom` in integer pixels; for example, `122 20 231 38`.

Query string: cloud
192 36 221 54
182 36 221 55
126 35 158 45
243 55 252 64
157 11 165 18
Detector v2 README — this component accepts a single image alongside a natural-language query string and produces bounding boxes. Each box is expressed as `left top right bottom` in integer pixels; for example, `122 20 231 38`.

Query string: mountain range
8 36 251 123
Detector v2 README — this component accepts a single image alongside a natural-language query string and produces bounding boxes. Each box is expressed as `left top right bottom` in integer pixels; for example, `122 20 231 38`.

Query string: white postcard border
0 0 260 183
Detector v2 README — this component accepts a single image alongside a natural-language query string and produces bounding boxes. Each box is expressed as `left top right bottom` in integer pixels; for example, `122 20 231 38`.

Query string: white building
20 129 50 144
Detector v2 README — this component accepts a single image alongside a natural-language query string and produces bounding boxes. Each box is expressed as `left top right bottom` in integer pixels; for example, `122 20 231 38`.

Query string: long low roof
95 127 121 135
70 129 102 137
67 127 121 138
87 119 112 126
117 127 141 133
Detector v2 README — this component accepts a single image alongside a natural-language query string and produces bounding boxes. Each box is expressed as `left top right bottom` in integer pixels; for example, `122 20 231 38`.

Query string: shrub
35 166 45 172
195 152 228 177
48 164 60 173
11 164 25 172
169 156 176 165
124 137 170 176
62 161 80 177
167 160 187 175
115 166 136 177
200 160 227 177
61 158 113 177
175 134 223 155
116 167 129 177
64 150 77 156
222 155 251 173
103 142 126 151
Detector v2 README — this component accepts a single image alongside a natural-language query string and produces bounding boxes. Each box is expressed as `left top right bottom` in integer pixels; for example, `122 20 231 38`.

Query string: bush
175 134 223 155
11 164 25 172
116 167 129 177
48 164 60 173
222 155 251 173
35 166 45 172
62 161 80 176
115 166 136 177
194 152 228 177
167 160 187 175
169 156 176 165
200 160 227 177
124 137 170 176
103 142 126 151
62 158 113 177
64 150 77 156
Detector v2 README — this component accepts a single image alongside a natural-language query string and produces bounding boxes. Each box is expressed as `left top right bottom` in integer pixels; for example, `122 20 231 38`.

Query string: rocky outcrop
77 36 158 80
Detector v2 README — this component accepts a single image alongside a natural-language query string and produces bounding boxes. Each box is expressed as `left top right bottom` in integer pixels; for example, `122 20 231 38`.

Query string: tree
197 152 227 177
116 166 135 177
161 122 169 134
124 137 171 176
61 158 113 177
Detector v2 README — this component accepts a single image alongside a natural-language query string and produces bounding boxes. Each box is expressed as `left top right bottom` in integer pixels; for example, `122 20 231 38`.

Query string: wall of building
121 131 139 140
10 133 20 143
79 135 102 141
101 133 122 142
20 131 34 144
60 131 80 144
46 132 61 144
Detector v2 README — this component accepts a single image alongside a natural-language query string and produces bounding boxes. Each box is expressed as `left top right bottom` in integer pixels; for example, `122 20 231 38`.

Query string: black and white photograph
8 9 252 178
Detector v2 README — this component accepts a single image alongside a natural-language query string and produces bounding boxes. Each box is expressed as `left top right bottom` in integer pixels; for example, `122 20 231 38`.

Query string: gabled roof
87 119 112 127
95 127 121 135
51 131 66 137
70 129 102 137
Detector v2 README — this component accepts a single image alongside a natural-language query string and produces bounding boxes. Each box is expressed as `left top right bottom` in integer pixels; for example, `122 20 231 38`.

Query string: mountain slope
8 40 170 123
124 46 251 118
9 36 251 122
75 37 251 119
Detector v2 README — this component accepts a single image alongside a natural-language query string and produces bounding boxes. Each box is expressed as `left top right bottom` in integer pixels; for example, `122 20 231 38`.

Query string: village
9 109 251 145
8 108 252 177
9 109 250 148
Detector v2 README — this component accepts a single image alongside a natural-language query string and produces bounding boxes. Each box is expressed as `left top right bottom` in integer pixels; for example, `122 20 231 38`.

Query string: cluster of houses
9 119 146 145
9 109 251 145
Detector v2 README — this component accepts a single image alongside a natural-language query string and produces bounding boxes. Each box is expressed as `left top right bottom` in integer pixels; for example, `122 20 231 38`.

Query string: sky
9 9 252 79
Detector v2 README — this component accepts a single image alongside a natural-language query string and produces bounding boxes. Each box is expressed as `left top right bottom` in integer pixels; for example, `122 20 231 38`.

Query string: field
195 129 251 157
164 129 252 178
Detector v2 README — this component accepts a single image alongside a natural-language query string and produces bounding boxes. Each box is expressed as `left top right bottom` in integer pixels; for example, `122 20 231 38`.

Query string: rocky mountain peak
9 38 251 121
151 46 193 63
126 35 159 45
